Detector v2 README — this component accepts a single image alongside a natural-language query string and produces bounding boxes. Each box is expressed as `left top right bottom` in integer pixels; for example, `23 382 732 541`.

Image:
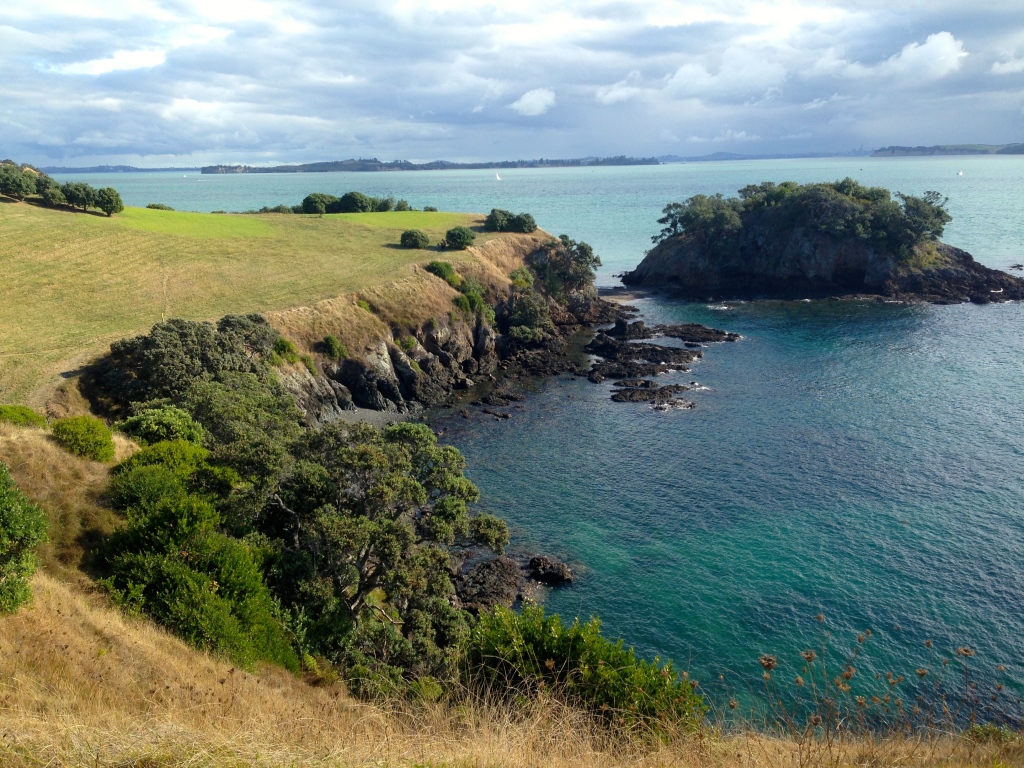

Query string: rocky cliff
623 231 1024 304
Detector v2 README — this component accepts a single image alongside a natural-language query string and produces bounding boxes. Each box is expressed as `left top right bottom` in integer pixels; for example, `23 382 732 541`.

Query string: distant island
622 179 1024 304
41 165 201 173
658 150 870 163
200 156 659 174
873 143 1024 157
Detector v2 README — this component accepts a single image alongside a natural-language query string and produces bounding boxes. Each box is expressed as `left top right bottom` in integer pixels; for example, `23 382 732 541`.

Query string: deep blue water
58 158 1024 703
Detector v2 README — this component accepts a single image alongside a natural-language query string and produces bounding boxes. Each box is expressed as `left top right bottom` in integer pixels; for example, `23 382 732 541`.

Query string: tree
897 190 952 241
507 213 537 233
302 193 338 214
40 185 67 208
338 191 374 213
484 208 512 232
61 181 97 211
528 234 601 297
0 462 48 613
652 194 743 250
262 422 507 683
96 187 125 216
394 199 412 211
400 229 429 248
0 166 36 200
444 226 476 250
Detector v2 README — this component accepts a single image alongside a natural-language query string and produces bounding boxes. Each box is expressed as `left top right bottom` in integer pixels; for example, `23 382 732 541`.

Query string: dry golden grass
0 200 530 408
0 574 1014 768
0 422 125 577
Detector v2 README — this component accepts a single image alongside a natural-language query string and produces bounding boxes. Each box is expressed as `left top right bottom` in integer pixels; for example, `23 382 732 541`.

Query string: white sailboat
495 173 501 181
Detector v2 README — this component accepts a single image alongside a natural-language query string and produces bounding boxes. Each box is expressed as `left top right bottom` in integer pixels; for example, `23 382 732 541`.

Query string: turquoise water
58 158 1024 703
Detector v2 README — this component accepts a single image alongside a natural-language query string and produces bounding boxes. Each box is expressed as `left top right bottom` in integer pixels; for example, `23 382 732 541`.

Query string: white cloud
992 57 1024 74
665 47 788 101
596 71 644 104
50 48 167 75
508 87 555 116
845 32 967 80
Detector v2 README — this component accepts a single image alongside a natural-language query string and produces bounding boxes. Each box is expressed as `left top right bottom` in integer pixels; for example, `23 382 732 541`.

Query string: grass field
0 199 508 407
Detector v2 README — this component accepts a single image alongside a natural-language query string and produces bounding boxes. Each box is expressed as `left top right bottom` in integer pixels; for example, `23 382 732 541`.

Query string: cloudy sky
2 0 1023 165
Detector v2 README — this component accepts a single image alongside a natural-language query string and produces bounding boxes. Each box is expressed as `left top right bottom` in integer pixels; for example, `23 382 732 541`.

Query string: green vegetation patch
115 207 275 239
0 405 46 428
0 462 48 613
50 416 115 462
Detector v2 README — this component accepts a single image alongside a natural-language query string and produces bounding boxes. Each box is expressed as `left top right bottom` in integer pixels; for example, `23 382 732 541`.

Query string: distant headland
873 143 1024 157
199 156 660 174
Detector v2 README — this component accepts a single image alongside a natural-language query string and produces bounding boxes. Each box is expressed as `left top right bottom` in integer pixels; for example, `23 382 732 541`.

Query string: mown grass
0 200 503 407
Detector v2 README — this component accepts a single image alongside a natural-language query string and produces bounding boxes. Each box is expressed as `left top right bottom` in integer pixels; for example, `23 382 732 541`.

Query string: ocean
54 157 1024 706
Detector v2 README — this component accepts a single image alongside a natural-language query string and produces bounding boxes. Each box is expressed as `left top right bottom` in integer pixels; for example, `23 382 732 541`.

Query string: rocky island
622 179 1024 303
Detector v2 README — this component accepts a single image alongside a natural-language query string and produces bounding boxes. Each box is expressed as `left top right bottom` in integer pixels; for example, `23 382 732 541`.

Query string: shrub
467 605 706 730
50 416 115 462
60 181 97 211
423 206 438 212
484 208 513 232
509 266 534 289
41 185 67 208
302 193 339 214
324 335 347 361
96 187 125 216
101 492 298 671
508 213 537 233
109 464 187 511
445 226 476 250
269 337 300 366
508 325 547 345
0 462 48 613
116 405 205 445
0 405 46 429
146 203 174 210
426 260 460 287
394 199 412 211
357 299 372 312
338 191 374 213
114 440 211 483
0 166 36 200
401 229 429 249
373 195 395 212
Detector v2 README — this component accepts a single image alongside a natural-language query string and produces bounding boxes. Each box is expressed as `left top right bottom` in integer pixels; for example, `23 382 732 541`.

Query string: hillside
0 200 541 409
873 143 1024 156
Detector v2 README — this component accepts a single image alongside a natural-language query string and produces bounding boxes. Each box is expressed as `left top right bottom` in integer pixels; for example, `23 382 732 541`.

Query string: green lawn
0 201 492 406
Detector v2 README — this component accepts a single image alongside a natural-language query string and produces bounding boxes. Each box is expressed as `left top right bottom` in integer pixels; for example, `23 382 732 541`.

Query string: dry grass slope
0 200 522 408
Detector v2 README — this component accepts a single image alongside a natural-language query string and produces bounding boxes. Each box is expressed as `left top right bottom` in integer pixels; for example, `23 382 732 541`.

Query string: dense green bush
0 405 46 428
101 314 277 405
146 203 175 210
114 440 212 482
444 226 476 250
323 335 347 361
528 235 601 298
394 199 412 211
41 185 67 208
102 491 298 671
468 605 706 730
509 266 534 289
115 405 205 445
0 166 37 200
96 187 125 216
60 181 98 211
423 206 438 212
338 191 374 213
484 209 537 233
0 462 48 613
401 229 429 249
426 260 461 287
51 416 115 462
302 193 339 214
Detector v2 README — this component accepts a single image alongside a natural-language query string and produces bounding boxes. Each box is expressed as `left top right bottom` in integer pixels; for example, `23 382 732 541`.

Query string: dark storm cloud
1 0 1022 165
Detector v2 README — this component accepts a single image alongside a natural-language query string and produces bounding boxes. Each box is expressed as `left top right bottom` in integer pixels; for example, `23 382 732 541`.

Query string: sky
2 0 1023 166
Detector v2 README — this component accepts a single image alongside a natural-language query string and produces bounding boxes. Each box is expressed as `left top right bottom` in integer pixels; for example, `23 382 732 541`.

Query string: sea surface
56 158 1024 707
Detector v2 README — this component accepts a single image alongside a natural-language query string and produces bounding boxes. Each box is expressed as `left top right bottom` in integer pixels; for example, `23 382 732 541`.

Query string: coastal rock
527 555 574 585
455 557 523 613
610 384 689 403
623 230 1024 303
279 366 355 426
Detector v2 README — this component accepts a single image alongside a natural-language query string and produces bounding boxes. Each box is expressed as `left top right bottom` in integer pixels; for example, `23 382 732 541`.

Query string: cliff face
623 229 1024 304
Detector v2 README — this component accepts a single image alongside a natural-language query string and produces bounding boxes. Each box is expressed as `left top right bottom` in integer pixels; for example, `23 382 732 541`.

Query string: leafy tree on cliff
0 166 37 200
528 234 601 297
258 421 508 690
652 194 743 252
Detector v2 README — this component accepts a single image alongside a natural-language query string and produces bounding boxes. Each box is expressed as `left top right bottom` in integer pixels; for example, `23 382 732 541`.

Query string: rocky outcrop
455 554 575 613
278 366 355 427
623 233 1024 303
